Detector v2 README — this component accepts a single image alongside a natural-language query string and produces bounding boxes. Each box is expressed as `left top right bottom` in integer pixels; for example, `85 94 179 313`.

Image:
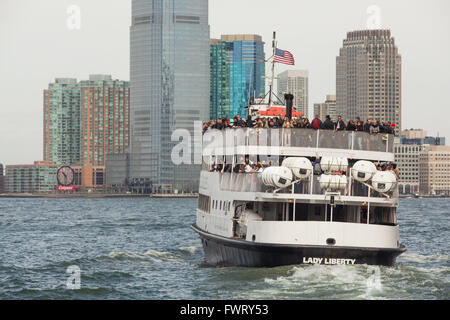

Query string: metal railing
203 128 394 153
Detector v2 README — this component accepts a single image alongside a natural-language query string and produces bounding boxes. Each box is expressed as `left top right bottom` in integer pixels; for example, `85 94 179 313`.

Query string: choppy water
0 197 448 300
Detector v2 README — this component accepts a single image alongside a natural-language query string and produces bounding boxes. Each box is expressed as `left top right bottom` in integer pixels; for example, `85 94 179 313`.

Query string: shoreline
1 193 448 199
0 193 199 199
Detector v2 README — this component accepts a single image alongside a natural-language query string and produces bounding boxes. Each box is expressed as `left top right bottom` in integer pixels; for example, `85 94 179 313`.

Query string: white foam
107 249 178 263
262 264 389 299
178 245 201 254
399 253 449 264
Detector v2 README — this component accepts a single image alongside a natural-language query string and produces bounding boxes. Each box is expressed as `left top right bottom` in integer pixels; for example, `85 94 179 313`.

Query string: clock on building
57 166 75 186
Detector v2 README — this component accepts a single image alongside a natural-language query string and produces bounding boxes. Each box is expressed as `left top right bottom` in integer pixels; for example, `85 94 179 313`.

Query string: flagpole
268 31 276 106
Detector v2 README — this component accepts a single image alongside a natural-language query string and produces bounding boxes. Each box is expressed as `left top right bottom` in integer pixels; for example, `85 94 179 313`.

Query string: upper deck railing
203 128 394 154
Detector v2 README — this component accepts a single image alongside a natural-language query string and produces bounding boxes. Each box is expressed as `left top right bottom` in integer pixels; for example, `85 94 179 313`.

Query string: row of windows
212 199 231 212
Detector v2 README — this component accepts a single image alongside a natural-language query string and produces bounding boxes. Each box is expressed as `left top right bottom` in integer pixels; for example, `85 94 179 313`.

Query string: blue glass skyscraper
210 35 265 119
130 0 210 192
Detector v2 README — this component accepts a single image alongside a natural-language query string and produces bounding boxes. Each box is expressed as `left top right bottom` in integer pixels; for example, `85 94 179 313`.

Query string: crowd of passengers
209 155 399 178
203 114 396 135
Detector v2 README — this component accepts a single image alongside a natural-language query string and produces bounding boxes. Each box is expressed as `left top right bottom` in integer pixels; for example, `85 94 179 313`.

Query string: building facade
105 153 130 192
336 30 401 133
313 95 337 121
400 129 445 146
210 39 231 120
395 129 446 195
43 75 130 191
419 146 450 196
43 78 81 166
210 34 265 120
394 143 425 195
277 70 309 118
0 164 5 194
79 75 130 188
129 0 210 193
5 161 58 194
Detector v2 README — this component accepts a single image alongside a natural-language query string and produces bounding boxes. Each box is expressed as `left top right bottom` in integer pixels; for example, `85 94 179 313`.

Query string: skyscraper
210 35 265 119
79 75 130 188
43 78 81 166
277 70 309 118
130 0 210 193
336 30 401 133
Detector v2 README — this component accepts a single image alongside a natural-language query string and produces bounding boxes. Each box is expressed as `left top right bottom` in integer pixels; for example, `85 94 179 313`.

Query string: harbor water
0 197 448 299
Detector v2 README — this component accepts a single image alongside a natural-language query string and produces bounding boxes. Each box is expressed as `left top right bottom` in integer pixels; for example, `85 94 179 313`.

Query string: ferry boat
191 33 406 267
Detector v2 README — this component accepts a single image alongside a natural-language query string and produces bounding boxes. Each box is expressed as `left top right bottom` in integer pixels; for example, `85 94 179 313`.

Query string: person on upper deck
334 115 346 131
355 117 364 132
370 120 380 134
311 115 322 130
363 119 372 133
346 119 356 131
234 114 245 127
322 115 334 130
302 117 311 128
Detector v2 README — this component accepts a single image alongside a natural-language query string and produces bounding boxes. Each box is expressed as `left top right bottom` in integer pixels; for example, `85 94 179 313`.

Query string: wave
106 249 179 263
178 245 202 255
399 253 450 264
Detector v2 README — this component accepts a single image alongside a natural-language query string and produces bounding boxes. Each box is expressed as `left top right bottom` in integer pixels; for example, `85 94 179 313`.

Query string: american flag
274 48 295 65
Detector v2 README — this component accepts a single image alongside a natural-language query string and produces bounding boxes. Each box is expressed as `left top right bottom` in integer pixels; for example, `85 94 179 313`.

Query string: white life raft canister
352 160 377 183
282 157 313 180
371 171 397 193
319 174 348 191
320 157 348 173
261 166 293 189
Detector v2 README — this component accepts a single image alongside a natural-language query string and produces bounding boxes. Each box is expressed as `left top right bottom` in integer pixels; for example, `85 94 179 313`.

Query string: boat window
198 194 210 213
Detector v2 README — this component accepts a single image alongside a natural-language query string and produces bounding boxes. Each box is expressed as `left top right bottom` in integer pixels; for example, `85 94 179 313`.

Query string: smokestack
284 93 294 120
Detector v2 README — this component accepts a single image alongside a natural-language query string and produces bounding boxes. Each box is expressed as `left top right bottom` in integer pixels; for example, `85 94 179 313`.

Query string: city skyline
1 0 450 165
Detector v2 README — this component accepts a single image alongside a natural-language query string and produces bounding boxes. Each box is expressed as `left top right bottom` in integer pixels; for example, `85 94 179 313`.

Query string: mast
268 31 277 106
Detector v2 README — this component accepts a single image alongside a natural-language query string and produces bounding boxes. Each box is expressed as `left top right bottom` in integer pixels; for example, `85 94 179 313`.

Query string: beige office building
394 143 426 195
336 30 401 134
419 146 450 196
313 95 337 121
277 70 309 118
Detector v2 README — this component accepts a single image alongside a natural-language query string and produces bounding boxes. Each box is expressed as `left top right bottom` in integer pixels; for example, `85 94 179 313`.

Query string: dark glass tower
130 0 210 192
210 35 265 120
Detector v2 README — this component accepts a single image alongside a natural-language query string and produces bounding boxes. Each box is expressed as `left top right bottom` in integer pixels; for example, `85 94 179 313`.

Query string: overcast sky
1 0 449 165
